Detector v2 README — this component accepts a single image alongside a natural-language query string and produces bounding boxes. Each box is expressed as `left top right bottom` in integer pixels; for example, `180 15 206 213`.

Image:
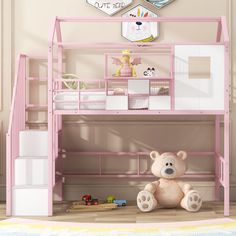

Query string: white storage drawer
19 130 48 157
149 96 171 110
106 96 128 110
15 158 48 186
13 187 48 216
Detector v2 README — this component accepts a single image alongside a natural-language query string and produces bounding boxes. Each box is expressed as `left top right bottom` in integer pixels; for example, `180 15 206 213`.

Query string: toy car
82 194 92 202
86 199 99 206
82 195 99 206
113 199 127 206
106 195 116 203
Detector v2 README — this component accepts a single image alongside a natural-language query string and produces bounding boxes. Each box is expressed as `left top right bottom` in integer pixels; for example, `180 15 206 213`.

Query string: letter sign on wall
87 0 133 16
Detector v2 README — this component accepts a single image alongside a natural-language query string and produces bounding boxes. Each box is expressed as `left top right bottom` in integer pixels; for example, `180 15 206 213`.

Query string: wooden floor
0 201 236 223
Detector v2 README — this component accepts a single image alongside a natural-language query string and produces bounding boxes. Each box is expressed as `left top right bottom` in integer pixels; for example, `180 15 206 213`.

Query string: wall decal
122 5 159 42
86 0 133 16
145 0 176 9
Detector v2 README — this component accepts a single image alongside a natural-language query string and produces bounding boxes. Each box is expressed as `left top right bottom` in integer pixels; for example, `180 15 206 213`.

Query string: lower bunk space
49 115 227 220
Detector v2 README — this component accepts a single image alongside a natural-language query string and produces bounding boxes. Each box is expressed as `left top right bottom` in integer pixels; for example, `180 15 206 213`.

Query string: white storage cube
19 130 48 157
129 95 149 109
106 96 128 110
15 158 48 186
13 187 48 216
128 80 149 94
149 96 171 110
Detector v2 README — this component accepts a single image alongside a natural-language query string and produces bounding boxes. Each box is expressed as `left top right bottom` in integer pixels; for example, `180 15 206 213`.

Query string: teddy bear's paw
137 190 157 212
184 190 202 212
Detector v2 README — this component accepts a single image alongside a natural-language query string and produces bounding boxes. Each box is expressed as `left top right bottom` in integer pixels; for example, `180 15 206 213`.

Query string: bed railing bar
54 110 225 115
59 151 215 156
56 42 225 49
105 77 173 80
56 16 221 23
62 173 215 179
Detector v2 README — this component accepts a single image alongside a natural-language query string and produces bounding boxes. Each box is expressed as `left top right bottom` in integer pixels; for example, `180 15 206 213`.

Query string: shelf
26 104 48 111
105 77 172 81
28 77 48 81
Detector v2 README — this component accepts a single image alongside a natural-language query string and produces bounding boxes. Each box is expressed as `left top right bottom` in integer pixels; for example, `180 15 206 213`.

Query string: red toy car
86 199 99 206
82 195 98 205
82 194 92 202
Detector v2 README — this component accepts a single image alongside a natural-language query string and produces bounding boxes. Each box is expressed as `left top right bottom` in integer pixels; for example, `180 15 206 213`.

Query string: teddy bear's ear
177 151 187 160
150 151 160 160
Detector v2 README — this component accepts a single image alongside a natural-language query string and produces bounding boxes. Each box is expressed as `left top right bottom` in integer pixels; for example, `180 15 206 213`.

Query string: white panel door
175 45 224 110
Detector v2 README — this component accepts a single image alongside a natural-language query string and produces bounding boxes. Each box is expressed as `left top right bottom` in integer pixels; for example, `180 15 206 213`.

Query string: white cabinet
13 187 48 216
15 158 48 186
19 130 48 157
149 96 171 110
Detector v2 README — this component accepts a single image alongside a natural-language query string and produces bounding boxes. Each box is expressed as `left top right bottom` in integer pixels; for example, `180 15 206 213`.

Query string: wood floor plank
0 202 235 223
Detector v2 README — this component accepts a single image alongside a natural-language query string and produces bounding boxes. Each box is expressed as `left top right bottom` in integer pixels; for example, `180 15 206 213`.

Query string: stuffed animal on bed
137 151 202 212
112 50 141 77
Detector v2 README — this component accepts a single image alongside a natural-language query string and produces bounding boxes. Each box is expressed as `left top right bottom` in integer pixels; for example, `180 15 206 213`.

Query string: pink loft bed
6 16 230 217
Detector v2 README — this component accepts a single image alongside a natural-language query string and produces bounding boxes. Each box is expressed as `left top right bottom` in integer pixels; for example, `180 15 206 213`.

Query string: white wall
0 0 235 201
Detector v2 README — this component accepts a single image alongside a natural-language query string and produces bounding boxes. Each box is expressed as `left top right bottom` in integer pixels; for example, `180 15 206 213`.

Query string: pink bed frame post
54 19 63 201
170 46 175 110
215 115 221 201
48 17 57 216
221 16 230 216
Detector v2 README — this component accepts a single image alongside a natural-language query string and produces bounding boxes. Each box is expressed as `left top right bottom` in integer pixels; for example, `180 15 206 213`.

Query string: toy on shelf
143 67 156 77
137 151 202 212
82 194 98 206
113 199 127 206
106 195 116 203
112 50 141 77
62 74 87 90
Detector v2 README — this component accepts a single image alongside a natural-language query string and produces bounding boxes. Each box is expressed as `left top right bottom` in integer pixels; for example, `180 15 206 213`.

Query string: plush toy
112 50 141 77
137 151 202 212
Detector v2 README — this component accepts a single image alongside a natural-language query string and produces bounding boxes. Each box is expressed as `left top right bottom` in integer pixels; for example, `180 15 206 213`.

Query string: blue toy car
113 199 127 206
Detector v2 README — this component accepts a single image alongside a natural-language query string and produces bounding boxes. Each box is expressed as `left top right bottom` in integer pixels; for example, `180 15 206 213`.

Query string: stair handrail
6 54 26 216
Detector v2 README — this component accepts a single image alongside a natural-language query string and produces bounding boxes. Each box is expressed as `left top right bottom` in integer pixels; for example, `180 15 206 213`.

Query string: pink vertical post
216 21 222 42
222 16 230 216
170 46 175 110
48 17 57 216
215 115 220 201
22 55 26 131
56 20 63 132
105 54 108 96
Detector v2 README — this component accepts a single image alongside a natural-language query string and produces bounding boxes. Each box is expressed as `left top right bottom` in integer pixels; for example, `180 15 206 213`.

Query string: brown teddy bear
137 151 202 212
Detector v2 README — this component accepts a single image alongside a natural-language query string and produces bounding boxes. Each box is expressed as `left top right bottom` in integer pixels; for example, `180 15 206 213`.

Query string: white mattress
54 91 150 110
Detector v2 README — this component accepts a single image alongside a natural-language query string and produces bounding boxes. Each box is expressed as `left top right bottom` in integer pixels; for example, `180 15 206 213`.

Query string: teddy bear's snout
165 168 174 175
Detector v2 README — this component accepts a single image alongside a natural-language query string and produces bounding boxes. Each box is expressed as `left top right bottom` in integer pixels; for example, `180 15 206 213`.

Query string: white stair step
19 130 48 157
13 186 48 216
15 158 48 186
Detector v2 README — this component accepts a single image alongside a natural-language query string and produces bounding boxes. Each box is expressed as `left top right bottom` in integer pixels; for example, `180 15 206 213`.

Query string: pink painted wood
2 16 228 217
6 55 27 216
